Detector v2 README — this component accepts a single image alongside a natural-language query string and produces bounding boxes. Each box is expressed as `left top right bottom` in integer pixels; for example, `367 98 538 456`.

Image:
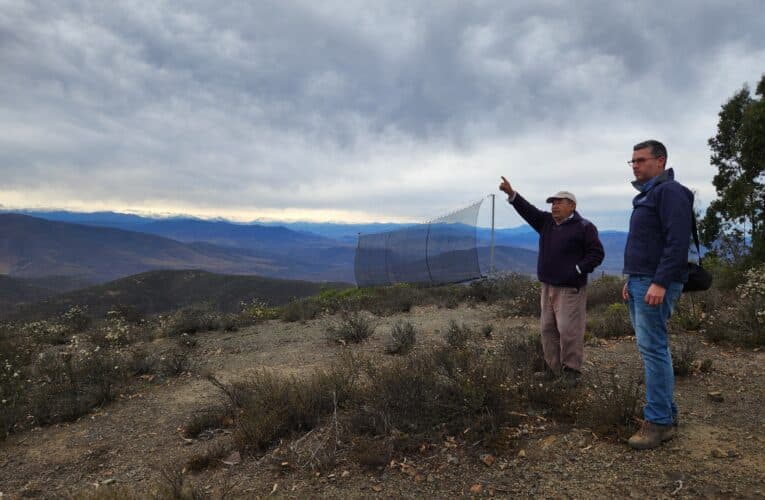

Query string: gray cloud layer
1 1 764 228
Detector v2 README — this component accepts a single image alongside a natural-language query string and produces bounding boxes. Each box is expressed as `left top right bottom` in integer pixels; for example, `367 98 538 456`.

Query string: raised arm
499 176 549 233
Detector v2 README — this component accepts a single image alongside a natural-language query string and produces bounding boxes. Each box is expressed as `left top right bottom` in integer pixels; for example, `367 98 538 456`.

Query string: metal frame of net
354 199 484 286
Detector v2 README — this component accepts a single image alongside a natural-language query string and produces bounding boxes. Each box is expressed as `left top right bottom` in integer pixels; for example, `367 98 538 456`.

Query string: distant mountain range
0 210 627 298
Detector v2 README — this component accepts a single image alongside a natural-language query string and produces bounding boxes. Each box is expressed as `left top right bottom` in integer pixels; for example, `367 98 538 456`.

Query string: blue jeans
627 276 683 425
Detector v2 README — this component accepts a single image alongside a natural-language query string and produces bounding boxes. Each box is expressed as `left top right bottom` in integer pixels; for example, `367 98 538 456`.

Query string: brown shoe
628 421 676 450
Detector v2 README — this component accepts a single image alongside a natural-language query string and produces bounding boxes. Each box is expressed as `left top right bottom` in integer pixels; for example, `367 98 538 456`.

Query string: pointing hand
499 176 514 196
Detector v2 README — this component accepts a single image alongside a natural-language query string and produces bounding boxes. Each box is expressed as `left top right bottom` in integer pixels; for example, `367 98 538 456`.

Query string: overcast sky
1 1 764 230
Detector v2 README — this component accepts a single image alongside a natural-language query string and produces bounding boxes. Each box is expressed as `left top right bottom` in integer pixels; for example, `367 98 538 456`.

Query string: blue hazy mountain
0 214 356 284
1 210 628 286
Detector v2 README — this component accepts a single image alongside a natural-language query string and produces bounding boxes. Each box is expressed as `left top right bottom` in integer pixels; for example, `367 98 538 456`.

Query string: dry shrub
68 485 143 500
160 307 238 337
365 286 418 316
520 378 581 419
69 468 218 500
699 358 714 373
349 436 392 469
587 303 632 338
154 467 210 500
159 347 192 376
0 360 25 440
443 320 474 349
672 335 699 376
500 327 545 373
437 294 461 309
350 343 516 440
701 269 765 346
29 349 129 425
182 404 234 438
586 276 624 310
499 280 542 317
326 311 375 344
578 370 641 437
210 353 359 454
499 330 579 418
89 311 154 347
384 321 417 355
127 347 158 376
186 440 232 472
467 274 536 304
669 296 702 333
481 323 494 338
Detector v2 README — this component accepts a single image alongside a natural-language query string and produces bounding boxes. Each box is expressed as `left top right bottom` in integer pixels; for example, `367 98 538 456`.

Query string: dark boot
534 364 559 381
561 367 581 387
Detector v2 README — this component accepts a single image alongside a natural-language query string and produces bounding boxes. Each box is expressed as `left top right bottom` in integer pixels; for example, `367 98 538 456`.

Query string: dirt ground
1 303 764 499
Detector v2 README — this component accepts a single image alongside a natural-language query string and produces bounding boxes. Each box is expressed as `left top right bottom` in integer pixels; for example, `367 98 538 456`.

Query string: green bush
586 275 624 310
587 303 632 338
467 274 536 304
701 264 765 346
281 298 322 323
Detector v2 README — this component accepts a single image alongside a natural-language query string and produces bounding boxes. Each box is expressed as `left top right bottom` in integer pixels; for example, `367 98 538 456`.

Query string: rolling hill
1 269 351 322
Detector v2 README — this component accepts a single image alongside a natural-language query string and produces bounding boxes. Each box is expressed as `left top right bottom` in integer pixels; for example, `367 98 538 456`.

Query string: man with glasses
499 177 604 386
622 140 693 450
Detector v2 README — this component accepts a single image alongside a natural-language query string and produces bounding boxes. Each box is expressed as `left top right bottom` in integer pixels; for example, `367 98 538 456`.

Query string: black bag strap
691 213 703 266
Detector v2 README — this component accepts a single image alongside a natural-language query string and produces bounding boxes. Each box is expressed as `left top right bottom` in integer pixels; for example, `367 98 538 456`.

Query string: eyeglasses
627 156 663 166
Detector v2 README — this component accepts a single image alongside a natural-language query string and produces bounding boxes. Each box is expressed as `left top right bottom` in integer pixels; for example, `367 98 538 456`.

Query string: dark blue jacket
509 194 605 288
623 168 693 288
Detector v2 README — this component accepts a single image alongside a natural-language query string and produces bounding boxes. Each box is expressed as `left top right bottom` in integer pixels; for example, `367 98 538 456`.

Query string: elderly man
622 140 693 450
499 177 605 384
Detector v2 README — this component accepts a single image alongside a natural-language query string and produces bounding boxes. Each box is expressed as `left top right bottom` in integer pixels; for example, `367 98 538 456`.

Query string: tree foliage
702 74 765 263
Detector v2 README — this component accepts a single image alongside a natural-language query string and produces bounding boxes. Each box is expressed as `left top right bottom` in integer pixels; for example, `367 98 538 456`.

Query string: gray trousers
540 283 587 373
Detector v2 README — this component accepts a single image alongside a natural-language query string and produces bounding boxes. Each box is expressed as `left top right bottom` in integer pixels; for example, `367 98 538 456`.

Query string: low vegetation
326 311 376 344
587 302 632 339
384 321 417 355
2 263 762 445
193 320 646 473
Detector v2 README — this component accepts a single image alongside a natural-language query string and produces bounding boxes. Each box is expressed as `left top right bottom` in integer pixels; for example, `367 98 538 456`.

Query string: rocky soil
1 303 763 498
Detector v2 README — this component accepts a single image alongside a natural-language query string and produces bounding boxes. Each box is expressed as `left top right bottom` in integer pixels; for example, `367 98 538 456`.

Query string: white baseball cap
546 191 577 204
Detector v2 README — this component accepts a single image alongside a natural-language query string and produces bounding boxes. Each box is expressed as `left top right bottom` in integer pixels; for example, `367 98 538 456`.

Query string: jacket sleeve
509 193 549 233
652 184 693 288
577 222 605 274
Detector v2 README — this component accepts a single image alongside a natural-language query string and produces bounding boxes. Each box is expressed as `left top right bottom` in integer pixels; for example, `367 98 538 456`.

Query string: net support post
489 194 496 275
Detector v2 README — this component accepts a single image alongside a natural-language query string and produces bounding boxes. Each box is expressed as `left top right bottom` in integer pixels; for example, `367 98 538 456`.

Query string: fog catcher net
355 199 483 286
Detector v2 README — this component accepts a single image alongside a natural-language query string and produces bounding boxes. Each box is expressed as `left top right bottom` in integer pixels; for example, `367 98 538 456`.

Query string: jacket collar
632 167 674 193
556 211 582 226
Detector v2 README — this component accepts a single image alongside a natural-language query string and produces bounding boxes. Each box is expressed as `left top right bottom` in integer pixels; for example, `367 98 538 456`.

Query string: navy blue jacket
623 168 693 288
509 193 605 288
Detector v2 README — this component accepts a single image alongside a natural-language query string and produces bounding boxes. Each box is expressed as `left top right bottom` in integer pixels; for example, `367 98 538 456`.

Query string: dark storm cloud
0 1 764 225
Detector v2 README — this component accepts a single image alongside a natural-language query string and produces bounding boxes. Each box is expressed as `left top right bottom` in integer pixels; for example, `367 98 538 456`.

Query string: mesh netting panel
355 200 483 286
